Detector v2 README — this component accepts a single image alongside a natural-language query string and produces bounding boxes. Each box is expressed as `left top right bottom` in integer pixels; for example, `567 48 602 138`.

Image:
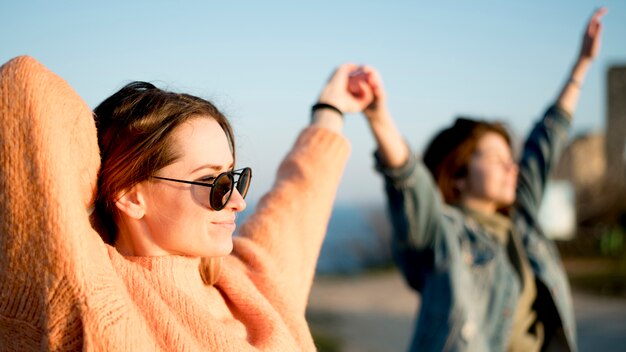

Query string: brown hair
91 82 234 284
422 117 512 205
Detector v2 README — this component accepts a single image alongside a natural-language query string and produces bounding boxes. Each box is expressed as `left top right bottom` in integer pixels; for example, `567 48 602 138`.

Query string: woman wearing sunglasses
0 60 369 350
351 8 605 352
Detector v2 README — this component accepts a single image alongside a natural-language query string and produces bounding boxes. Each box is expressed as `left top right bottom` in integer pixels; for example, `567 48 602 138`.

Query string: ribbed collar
123 255 206 293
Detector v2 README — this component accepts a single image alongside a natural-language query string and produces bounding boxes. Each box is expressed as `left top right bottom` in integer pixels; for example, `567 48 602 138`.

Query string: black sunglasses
152 167 252 210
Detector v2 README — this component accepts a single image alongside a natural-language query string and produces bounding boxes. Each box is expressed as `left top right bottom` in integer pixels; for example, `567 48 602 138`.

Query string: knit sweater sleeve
0 56 120 350
234 126 350 314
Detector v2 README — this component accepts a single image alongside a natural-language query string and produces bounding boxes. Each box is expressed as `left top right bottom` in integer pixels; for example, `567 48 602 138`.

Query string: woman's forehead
171 118 233 171
475 132 511 154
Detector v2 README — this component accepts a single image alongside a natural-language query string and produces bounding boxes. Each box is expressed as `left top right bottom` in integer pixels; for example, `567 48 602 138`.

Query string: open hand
317 63 375 114
579 7 607 61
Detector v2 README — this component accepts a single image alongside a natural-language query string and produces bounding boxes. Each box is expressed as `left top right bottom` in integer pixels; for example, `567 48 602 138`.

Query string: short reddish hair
422 117 512 205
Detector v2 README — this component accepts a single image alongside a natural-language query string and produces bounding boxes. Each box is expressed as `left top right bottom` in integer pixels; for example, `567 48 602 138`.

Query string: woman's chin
207 236 234 257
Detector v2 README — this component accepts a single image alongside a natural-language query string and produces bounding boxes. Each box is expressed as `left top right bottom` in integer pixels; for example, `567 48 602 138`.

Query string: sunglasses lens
237 168 251 199
211 173 234 210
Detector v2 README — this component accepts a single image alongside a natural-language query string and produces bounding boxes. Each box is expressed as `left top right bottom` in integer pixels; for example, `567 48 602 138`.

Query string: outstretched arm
350 66 409 168
353 67 449 290
516 8 607 219
556 7 607 116
235 64 370 314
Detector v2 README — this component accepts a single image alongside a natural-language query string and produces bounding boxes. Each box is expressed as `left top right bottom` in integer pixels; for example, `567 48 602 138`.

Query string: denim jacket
376 105 576 351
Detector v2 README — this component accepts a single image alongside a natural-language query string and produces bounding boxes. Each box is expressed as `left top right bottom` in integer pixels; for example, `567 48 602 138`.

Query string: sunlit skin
114 117 246 257
458 132 519 214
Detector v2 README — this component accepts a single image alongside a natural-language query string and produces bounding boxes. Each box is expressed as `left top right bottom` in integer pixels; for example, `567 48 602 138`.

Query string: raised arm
516 8 606 218
0 56 114 349
354 67 450 290
556 7 606 116
235 64 371 313
353 66 410 168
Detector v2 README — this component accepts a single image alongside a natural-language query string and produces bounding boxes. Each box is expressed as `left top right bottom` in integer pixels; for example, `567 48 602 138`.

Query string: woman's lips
212 220 236 231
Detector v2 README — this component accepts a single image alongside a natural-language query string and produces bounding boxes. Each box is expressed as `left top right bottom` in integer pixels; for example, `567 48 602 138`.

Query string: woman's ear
114 185 146 220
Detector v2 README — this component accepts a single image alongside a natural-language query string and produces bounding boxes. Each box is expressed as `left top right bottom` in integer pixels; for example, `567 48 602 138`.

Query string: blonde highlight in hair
200 257 224 286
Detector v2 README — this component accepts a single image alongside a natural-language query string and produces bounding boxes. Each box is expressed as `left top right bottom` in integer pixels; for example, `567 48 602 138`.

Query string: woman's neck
114 217 171 256
460 197 497 215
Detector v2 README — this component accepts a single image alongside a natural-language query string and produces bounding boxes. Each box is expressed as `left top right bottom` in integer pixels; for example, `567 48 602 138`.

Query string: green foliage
599 226 625 257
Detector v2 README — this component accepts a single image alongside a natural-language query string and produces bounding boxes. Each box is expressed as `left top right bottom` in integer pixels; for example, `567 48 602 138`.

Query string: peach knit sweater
0 56 350 351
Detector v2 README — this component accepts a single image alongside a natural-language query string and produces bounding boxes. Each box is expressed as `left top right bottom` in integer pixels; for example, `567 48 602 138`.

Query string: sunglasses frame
152 167 252 210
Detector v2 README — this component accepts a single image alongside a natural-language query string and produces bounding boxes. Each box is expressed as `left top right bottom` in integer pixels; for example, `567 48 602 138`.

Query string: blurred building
551 65 626 235
552 133 607 225
606 66 626 193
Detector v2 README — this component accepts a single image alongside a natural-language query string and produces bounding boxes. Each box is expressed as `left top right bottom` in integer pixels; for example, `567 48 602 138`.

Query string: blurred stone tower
605 66 626 193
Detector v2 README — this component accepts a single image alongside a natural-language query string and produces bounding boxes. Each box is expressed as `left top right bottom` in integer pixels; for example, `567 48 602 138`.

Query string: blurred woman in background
353 8 606 351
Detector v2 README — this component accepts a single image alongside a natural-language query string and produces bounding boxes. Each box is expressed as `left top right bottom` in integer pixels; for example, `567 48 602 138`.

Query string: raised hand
557 7 607 116
348 65 409 168
348 66 389 123
317 63 374 114
579 7 607 61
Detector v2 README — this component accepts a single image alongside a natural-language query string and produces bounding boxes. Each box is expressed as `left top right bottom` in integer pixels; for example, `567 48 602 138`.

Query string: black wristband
311 102 343 118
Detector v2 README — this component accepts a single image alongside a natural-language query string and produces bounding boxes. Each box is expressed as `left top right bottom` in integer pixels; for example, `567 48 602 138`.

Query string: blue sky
2 1 625 205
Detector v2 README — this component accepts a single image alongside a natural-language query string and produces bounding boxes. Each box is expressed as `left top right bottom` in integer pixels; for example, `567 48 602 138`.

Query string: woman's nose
226 188 247 212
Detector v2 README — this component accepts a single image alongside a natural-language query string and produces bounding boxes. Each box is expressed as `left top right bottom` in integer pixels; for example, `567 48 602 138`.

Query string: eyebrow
192 163 234 174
